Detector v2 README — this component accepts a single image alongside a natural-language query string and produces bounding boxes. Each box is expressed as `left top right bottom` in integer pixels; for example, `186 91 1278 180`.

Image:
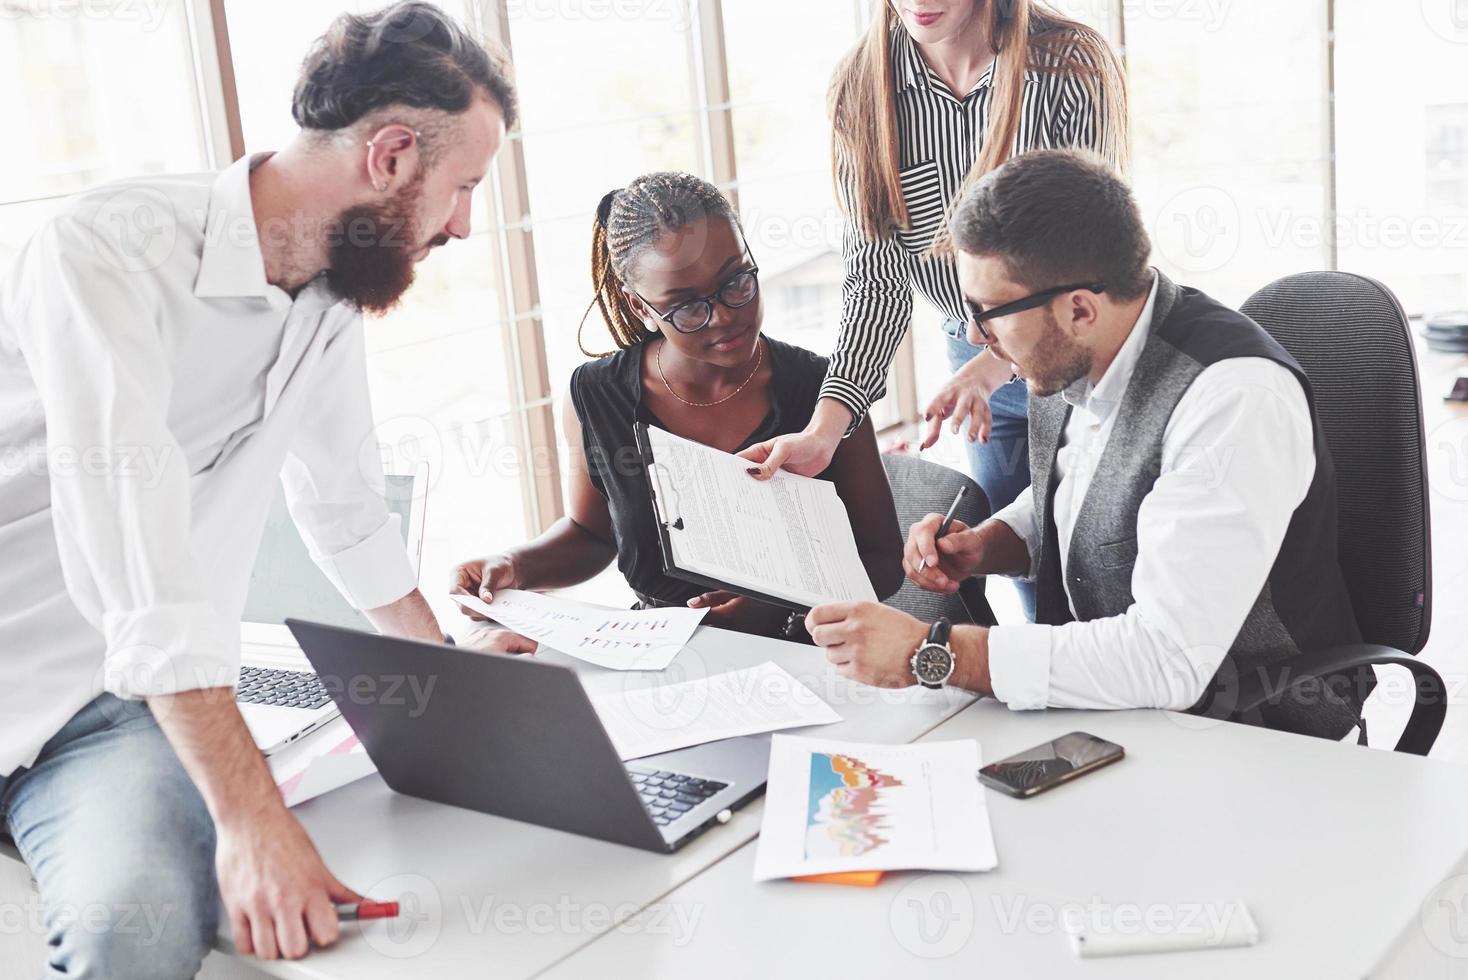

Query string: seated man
804 148 1368 739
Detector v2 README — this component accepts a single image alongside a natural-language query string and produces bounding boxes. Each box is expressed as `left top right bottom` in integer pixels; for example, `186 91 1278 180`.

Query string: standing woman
741 0 1127 619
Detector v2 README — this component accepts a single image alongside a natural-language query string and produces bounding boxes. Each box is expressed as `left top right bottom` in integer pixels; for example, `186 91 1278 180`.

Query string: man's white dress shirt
0 153 416 775
986 273 1318 712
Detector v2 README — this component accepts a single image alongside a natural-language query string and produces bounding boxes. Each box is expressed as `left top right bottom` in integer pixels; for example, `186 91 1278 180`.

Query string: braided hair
579 171 740 357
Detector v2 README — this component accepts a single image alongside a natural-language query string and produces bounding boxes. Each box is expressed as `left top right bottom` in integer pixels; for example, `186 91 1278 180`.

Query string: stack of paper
753 735 998 881
643 426 878 608
268 715 376 808
584 661 842 761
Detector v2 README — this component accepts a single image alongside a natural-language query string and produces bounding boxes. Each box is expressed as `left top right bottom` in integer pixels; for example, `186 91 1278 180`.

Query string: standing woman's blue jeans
943 319 1036 621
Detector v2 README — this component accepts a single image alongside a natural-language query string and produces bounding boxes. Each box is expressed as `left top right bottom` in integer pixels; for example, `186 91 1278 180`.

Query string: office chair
1234 272 1444 755
880 452 996 626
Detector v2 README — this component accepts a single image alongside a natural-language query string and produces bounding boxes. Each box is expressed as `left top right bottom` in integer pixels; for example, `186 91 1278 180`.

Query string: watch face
912 644 953 685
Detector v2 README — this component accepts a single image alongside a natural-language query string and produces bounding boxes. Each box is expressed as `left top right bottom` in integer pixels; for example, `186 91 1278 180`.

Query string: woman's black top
568 336 830 609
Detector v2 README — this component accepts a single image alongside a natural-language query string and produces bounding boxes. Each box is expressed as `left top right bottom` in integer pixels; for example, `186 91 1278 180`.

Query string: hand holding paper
451 589 705 671
641 425 878 609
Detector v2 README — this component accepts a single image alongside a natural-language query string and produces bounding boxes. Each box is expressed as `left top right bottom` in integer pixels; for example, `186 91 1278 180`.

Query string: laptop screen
242 473 422 631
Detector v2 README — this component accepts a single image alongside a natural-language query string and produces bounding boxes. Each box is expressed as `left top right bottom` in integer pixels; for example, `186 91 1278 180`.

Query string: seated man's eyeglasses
633 237 761 334
966 282 1106 342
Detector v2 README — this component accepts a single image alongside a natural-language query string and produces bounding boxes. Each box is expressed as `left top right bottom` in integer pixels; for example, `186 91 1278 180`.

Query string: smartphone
978 732 1124 798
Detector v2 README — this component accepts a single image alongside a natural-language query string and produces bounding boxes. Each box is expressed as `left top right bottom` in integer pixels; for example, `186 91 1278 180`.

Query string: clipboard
634 421 813 613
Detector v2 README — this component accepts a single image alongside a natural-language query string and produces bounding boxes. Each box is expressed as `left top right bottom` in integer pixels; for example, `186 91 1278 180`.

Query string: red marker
335 901 399 922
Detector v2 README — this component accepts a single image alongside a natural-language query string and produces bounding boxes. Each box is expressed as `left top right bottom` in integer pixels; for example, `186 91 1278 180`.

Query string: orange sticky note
791 870 885 887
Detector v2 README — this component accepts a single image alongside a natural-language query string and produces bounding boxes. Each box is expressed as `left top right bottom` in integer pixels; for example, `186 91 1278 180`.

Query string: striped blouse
821 24 1108 423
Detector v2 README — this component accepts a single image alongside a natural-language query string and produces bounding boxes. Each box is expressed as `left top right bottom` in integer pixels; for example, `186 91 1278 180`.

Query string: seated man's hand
462 624 538 655
450 554 520 621
805 602 927 688
904 514 984 594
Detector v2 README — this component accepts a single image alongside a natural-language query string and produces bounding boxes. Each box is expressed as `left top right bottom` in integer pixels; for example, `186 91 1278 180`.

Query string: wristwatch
910 618 955 690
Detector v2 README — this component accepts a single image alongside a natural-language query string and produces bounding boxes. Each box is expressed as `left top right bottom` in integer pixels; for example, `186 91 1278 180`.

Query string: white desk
213 624 976 979
8 634 1468 979
541 701 1468 980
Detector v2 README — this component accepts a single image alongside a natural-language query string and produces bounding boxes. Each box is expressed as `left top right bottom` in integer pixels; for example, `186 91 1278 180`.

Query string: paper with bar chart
753 735 997 881
450 589 705 671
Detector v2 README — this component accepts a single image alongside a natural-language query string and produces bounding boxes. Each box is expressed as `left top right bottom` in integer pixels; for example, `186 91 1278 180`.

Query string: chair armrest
957 578 997 628
1232 644 1446 755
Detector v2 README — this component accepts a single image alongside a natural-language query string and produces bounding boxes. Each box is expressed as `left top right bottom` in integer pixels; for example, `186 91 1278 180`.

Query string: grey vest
1029 272 1367 740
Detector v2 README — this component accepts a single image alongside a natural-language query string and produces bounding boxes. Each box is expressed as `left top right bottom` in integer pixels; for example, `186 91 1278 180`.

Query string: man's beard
1020 308 1092 398
325 172 443 315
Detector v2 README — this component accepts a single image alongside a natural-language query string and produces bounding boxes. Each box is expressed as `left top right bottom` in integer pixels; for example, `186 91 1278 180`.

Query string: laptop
238 468 426 755
286 619 770 853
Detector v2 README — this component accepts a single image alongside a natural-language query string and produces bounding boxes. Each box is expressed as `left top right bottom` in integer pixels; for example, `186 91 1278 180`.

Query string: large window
1126 1 1332 308
1336 0 1468 315
723 1 861 373
0 0 209 264
5 0 1465 618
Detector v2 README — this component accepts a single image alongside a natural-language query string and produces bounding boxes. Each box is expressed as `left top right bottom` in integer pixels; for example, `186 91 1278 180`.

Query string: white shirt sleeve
279 316 417 611
989 486 1039 582
9 218 237 698
987 358 1316 711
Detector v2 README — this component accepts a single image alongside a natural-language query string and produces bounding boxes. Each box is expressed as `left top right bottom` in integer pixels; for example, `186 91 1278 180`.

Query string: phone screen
979 732 1124 798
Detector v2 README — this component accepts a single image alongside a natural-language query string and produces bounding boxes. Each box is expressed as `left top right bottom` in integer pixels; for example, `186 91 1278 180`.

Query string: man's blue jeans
1 694 219 979
944 319 1037 621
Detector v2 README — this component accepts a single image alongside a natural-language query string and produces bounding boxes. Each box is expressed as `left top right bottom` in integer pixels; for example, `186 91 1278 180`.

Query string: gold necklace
656 336 764 408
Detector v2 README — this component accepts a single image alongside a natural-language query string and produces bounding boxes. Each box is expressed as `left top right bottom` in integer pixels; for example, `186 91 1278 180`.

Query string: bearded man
0 3 529 974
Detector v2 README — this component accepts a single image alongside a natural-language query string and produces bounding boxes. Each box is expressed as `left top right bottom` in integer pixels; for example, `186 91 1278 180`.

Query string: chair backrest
880 452 993 625
1239 272 1431 654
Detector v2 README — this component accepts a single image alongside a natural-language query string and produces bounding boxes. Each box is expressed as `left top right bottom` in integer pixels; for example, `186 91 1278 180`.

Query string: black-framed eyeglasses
965 282 1106 342
633 237 761 334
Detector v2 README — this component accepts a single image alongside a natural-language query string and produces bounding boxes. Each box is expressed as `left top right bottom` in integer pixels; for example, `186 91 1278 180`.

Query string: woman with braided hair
452 172 904 639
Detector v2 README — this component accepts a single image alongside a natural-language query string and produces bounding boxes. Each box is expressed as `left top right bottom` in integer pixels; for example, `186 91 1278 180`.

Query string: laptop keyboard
236 666 332 710
628 769 728 826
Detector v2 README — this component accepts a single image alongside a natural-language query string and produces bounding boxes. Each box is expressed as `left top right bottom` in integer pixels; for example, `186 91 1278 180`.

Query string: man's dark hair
292 2 518 154
952 149 1153 301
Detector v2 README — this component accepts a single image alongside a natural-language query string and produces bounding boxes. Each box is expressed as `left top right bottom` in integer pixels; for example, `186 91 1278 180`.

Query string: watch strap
927 618 952 647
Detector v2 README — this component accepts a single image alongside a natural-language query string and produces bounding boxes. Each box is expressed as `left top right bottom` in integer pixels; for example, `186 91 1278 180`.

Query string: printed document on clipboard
634 423 878 611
